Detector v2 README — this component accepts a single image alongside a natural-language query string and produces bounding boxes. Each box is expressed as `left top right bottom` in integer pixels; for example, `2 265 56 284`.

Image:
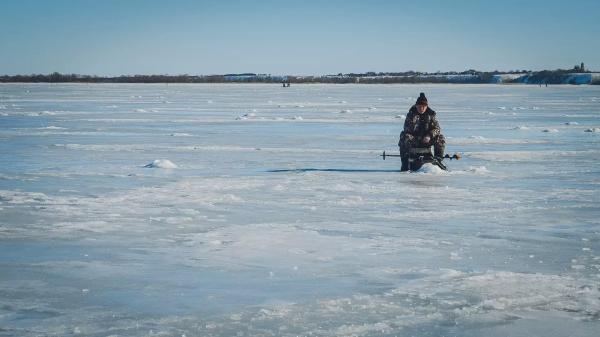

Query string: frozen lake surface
1 83 599 336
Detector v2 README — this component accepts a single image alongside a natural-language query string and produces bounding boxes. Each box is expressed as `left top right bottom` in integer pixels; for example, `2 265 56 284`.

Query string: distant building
224 73 258 81
574 62 586 72
564 73 596 85
491 74 526 84
223 73 287 82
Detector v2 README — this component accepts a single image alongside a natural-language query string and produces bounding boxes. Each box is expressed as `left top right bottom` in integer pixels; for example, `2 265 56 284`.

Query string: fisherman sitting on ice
398 92 446 171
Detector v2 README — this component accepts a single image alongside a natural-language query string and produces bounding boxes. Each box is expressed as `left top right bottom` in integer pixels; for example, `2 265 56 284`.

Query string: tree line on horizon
0 67 596 84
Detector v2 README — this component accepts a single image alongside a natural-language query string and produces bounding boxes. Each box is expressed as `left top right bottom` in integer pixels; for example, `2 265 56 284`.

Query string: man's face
416 104 427 114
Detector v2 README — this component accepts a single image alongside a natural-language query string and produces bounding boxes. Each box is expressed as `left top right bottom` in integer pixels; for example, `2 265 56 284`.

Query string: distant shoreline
1 69 599 85
1 82 598 86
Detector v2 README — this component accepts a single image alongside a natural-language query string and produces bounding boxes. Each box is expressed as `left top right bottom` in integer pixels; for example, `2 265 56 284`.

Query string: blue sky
1 0 598 75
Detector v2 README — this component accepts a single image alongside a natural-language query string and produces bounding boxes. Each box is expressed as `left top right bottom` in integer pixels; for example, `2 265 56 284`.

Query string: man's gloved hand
422 135 431 144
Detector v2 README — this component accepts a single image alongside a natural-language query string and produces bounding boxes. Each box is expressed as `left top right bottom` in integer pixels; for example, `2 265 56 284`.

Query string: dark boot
433 134 446 158
400 156 409 171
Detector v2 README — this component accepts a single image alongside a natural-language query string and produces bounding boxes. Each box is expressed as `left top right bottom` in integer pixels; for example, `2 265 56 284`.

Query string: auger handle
381 151 461 160
381 151 402 160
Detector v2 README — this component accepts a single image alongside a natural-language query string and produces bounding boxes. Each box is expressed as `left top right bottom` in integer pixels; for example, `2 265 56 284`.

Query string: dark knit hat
416 92 428 105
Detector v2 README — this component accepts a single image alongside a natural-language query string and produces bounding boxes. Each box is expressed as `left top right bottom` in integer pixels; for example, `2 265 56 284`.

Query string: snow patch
236 112 256 120
0 190 49 204
416 163 446 174
5 110 59 117
449 137 542 145
584 127 600 133
144 159 178 169
464 166 489 174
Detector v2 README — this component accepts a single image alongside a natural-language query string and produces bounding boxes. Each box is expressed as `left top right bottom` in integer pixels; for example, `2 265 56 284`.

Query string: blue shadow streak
267 168 402 173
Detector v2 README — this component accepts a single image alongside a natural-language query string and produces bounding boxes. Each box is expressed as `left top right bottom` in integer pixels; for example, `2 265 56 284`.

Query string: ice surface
1 83 599 336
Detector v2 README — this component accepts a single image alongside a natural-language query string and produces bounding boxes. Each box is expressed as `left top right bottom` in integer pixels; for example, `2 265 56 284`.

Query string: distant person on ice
398 92 445 171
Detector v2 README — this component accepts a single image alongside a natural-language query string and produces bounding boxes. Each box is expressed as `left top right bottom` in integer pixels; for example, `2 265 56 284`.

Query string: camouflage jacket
402 105 441 139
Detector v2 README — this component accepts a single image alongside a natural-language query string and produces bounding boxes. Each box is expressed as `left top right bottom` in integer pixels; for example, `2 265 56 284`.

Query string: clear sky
1 0 599 76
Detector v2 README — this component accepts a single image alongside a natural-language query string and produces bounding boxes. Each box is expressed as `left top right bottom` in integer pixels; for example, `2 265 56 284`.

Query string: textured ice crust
5 268 596 336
